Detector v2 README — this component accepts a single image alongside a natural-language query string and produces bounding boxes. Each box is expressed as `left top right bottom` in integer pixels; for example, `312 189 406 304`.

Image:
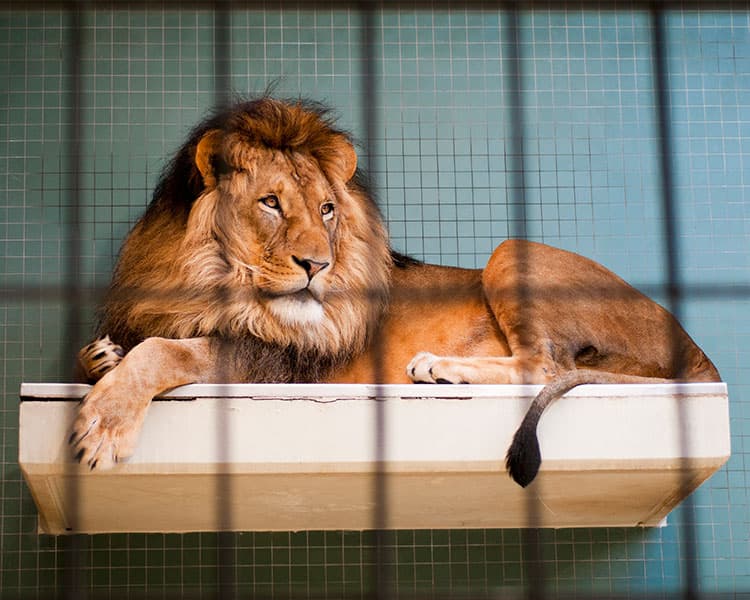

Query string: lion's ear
195 129 224 189
331 135 358 182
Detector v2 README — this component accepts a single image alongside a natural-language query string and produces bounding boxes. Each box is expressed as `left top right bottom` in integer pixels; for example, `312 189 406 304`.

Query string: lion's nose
293 256 330 280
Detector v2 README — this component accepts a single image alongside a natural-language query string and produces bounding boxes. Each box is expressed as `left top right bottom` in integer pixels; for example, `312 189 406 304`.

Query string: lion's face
213 147 342 326
171 108 392 358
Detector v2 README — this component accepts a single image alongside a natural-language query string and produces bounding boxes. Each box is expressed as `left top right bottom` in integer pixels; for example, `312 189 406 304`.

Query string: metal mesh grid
1 1 749 598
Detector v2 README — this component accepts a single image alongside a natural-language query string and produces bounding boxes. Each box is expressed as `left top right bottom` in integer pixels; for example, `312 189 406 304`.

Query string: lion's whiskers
235 259 260 274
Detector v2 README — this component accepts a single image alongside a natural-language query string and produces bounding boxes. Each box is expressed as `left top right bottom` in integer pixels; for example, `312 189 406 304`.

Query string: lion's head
99 97 392 381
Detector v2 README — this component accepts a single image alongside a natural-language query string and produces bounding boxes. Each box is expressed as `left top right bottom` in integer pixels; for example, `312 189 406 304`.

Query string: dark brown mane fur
146 96 362 218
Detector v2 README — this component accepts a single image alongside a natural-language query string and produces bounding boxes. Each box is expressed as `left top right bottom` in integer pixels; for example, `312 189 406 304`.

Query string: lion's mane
97 97 392 382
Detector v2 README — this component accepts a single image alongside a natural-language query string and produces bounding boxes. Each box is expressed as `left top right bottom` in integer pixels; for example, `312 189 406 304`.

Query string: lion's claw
77 335 125 382
407 352 461 384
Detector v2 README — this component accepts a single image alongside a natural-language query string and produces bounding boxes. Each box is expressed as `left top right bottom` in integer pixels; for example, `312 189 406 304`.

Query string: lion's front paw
69 372 148 470
407 352 467 384
78 335 125 382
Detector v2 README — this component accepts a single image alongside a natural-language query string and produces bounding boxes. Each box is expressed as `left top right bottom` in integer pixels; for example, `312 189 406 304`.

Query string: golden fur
72 97 720 484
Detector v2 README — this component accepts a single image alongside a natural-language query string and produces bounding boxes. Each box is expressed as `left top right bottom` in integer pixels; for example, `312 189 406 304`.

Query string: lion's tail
505 369 671 488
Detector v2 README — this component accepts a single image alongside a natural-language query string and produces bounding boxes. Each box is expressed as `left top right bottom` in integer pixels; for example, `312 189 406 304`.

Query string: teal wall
1 6 749 598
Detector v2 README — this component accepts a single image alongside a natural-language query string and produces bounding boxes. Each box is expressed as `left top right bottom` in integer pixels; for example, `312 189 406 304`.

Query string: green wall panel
1 5 748 598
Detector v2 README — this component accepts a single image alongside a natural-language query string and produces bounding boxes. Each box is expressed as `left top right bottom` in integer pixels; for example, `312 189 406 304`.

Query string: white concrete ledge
19 382 730 534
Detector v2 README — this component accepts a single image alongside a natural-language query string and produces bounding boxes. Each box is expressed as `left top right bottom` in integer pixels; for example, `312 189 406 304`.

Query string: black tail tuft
505 425 542 488
505 369 620 488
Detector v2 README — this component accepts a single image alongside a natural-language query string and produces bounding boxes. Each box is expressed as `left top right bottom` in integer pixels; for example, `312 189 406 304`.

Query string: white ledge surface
19 382 730 534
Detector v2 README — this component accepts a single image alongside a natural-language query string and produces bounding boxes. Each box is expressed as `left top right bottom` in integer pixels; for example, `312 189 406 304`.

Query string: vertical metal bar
360 2 390 598
504 3 544 599
652 4 681 320
650 6 698 600
214 1 231 109
62 0 87 598
213 2 235 598
505 4 528 242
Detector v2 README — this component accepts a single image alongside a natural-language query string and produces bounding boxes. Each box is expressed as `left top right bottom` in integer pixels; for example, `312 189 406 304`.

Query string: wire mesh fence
1 1 749 598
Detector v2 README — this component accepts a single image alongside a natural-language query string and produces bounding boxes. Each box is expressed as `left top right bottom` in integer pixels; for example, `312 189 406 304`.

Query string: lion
70 96 721 486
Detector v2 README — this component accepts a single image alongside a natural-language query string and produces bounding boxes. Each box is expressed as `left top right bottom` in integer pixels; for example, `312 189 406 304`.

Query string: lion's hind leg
76 335 125 383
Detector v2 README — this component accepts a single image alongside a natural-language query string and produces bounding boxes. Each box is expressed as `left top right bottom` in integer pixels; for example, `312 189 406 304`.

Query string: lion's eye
259 195 281 211
321 202 335 220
